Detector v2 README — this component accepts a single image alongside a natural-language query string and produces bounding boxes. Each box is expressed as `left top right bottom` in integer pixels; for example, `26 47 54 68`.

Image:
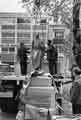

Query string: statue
32 34 45 71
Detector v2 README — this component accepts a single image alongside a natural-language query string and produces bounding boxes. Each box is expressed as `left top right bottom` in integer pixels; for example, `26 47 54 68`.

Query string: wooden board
30 76 52 87
52 115 81 120
21 87 56 109
0 75 26 81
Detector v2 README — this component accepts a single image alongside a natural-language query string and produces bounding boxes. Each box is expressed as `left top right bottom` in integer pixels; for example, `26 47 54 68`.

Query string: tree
72 0 81 69
20 0 81 69
35 0 40 8
20 0 73 30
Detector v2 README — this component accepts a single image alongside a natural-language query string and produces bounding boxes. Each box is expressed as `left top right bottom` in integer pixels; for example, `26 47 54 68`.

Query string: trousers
20 61 27 75
48 61 57 75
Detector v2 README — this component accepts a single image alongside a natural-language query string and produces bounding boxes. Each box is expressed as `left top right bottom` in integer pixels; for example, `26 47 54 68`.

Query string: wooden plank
52 115 81 120
0 75 26 81
21 87 56 109
30 76 52 87
27 87 55 95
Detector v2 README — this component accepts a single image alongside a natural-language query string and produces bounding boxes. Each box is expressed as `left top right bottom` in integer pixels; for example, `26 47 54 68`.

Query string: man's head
48 40 51 46
73 67 81 75
20 42 24 47
36 34 39 40
71 66 81 80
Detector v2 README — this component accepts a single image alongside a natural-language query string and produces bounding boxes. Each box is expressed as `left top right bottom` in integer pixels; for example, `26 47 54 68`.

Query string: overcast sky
0 0 26 12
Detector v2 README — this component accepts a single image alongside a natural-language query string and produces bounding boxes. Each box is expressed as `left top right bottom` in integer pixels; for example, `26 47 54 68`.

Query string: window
17 18 31 23
2 32 15 37
55 32 64 39
2 38 15 44
2 32 15 44
17 24 31 30
0 18 15 24
17 32 31 38
2 25 15 30
1 53 15 64
40 19 46 24
17 32 31 44
9 47 15 52
2 47 8 52
33 24 47 31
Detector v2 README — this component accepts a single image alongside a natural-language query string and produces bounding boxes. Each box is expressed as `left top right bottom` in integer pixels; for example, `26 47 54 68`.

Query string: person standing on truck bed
17 42 29 75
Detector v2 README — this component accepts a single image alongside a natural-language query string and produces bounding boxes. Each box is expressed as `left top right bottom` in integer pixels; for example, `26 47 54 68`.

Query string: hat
48 40 52 45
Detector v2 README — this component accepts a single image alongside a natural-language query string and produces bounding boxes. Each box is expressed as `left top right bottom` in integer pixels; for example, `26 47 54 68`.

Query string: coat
70 75 81 105
17 46 28 63
47 45 57 62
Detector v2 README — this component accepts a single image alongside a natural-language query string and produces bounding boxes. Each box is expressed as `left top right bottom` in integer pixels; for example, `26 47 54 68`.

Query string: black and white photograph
0 0 81 120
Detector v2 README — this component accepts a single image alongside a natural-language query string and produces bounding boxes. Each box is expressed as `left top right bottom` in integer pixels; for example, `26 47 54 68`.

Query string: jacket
47 45 57 62
17 46 28 63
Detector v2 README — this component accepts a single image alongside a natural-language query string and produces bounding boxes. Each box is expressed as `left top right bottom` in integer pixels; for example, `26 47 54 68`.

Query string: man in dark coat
17 42 28 75
47 40 58 75
70 66 81 114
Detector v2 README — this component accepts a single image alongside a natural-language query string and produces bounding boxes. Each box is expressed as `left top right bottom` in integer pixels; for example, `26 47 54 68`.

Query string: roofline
0 12 30 18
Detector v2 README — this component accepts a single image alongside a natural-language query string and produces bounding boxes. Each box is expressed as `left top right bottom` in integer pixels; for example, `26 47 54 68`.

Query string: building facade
0 12 72 74
0 12 48 64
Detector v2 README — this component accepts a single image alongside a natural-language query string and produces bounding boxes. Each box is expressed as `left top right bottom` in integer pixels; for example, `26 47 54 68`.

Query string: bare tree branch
21 0 73 29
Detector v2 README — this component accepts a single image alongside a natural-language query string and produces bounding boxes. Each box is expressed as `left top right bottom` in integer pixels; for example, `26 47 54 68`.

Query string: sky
0 0 26 12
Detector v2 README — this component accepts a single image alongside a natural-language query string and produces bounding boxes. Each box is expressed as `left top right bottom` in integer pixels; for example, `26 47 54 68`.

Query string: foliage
20 0 73 30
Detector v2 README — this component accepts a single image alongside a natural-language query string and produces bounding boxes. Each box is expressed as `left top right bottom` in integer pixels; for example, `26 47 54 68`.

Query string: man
70 66 81 114
47 40 58 75
17 42 28 75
